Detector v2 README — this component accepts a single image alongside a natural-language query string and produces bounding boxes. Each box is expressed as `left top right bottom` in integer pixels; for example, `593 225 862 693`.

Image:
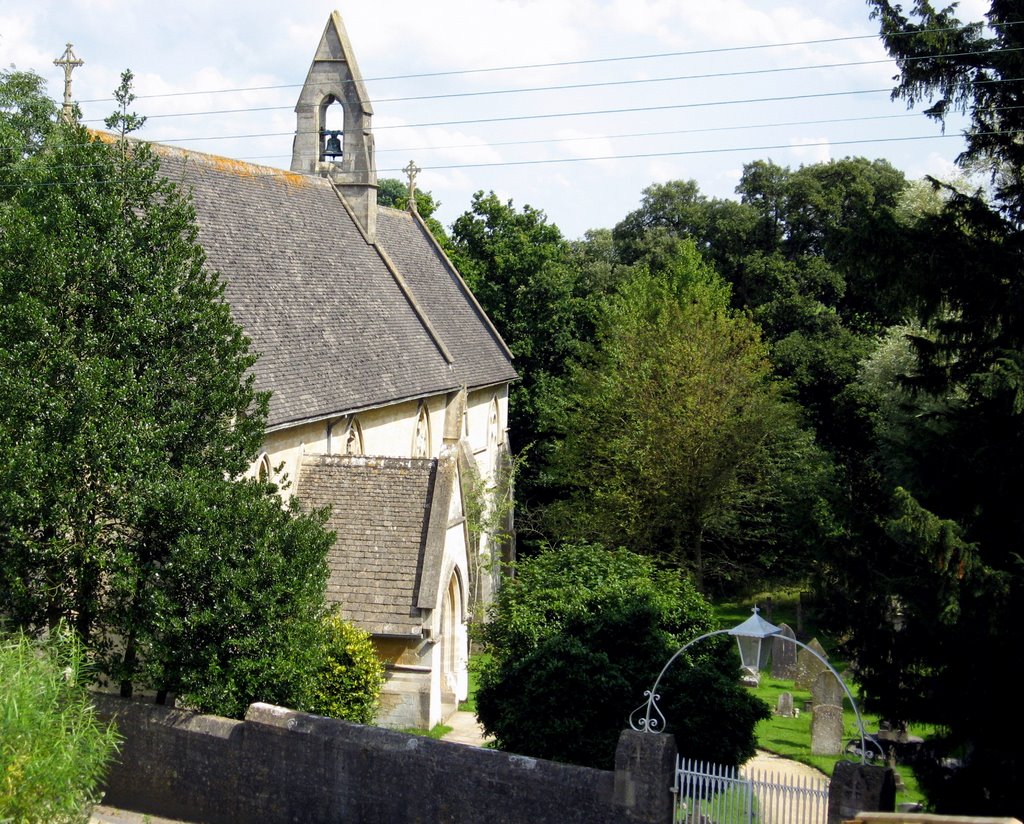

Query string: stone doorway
440 572 466 719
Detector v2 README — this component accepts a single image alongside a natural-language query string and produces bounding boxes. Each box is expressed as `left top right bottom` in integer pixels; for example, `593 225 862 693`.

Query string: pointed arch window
343 418 363 456
320 95 345 162
413 403 431 458
487 395 501 453
256 453 272 483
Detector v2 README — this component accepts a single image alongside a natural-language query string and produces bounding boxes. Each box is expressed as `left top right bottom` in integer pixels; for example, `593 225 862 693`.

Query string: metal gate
674 757 829 824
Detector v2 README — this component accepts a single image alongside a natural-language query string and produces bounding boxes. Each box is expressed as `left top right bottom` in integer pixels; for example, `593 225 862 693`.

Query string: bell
323 130 343 159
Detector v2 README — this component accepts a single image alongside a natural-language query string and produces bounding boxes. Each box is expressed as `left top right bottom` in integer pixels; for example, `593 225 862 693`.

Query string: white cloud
0 0 980 238
788 137 832 164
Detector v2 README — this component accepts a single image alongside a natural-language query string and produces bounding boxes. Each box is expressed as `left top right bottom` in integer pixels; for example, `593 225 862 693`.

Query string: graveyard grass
751 676 926 806
461 596 926 805
714 598 926 805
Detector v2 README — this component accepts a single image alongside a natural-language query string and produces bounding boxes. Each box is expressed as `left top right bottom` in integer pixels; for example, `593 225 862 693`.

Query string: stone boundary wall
849 816 1023 824
94 695 677 824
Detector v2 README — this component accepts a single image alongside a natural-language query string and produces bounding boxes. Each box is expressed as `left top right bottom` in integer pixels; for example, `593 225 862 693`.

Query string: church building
152 12 517 728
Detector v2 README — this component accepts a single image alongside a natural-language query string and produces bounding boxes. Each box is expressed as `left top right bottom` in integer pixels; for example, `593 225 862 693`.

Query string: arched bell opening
319 96 345 163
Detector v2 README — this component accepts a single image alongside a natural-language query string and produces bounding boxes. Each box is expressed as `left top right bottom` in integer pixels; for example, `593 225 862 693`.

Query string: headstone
827 762 896 824
811 670 845 709
770 623 798 679
794 637 828 690
775 692 794 717
811 704 844 754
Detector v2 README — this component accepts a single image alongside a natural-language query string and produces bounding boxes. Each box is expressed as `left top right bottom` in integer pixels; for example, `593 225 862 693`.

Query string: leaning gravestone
811 704 845 754
776 692 795 718
794 637 828 690
810 670 845 709
770 623 798 679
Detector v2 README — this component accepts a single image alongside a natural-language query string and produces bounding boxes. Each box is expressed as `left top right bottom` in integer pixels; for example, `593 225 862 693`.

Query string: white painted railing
674 756 829 824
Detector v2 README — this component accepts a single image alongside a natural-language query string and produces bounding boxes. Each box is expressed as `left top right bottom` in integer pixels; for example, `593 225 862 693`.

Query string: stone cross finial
54 43 85 124
403 160 422 214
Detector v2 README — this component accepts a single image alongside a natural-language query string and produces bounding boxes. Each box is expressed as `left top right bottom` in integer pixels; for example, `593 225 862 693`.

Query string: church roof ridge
151 140 315 189
89 130 317 189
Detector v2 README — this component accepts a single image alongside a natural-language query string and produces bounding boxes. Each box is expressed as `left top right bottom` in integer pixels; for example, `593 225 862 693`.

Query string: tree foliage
306 611 386 725
0 72 333 716
541 243 833 591
613 160 910 445
376 176 451 248
0 69 56 178
799 3 1024 815
449 192 597 517
475 543 768 769
1 626 120 823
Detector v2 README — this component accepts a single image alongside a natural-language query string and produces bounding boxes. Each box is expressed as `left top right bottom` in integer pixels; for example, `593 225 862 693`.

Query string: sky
0 0 991 240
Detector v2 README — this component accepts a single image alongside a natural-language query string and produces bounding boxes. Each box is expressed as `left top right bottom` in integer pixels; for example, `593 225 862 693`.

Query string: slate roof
375 208 517 392
297 454 436 637
154 145 516 429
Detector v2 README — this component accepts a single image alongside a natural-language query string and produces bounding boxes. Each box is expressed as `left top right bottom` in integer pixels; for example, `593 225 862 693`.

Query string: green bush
476 543 769 769
306 612 385 724
1 627 120 823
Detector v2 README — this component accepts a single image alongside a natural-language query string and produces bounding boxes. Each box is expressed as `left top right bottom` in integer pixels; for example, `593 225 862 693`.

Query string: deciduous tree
540 242 834 592
0 72 333 716
812 4 1024 814
475 543 768 769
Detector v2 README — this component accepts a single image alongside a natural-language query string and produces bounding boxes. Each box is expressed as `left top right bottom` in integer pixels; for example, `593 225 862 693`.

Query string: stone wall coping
849 815 1022 824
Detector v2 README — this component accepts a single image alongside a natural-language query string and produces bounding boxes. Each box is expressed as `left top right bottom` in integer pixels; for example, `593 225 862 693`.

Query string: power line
126 73 1016 140
76 19 1023 104
0 109 940 154
60 110 921 149
84 86 896 129
376 130 994 174
233 112 929 161
3 126 1008 190
363 88 900 130
77 45 1022 123
13 99 1020 158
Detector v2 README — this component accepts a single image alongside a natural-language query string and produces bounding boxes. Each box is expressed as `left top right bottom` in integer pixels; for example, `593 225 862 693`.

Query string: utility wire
377 130 984 173
77 45 1023 123
124 73 1020 141
4 127 1014 190
76 19 1023 104
16 96 1018 156
27 109 918 150
82 86 896 127
236 111 930 160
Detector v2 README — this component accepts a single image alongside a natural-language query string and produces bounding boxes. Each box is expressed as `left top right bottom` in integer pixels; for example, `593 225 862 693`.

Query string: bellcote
291 11 377 239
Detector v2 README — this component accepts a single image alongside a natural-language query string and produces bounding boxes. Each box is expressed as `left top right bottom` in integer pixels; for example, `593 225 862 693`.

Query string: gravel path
741 749 830 824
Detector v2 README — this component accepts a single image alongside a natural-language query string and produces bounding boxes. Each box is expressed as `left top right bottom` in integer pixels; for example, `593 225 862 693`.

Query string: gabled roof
376 207 517 392
296 454 438 637
154 145 516 429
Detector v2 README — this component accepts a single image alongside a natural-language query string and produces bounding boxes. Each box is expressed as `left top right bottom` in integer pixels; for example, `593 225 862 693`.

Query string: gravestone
794 637 828 690
827 762 897 824
811 703 844 754
770 623 797 679
810 670 844 709
775 692 794 717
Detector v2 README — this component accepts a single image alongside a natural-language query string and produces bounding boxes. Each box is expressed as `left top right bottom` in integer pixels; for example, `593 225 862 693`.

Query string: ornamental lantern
727 606 781 676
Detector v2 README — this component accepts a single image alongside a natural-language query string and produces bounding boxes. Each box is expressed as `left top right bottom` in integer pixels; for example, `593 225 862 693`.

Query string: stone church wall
94 695 676 824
